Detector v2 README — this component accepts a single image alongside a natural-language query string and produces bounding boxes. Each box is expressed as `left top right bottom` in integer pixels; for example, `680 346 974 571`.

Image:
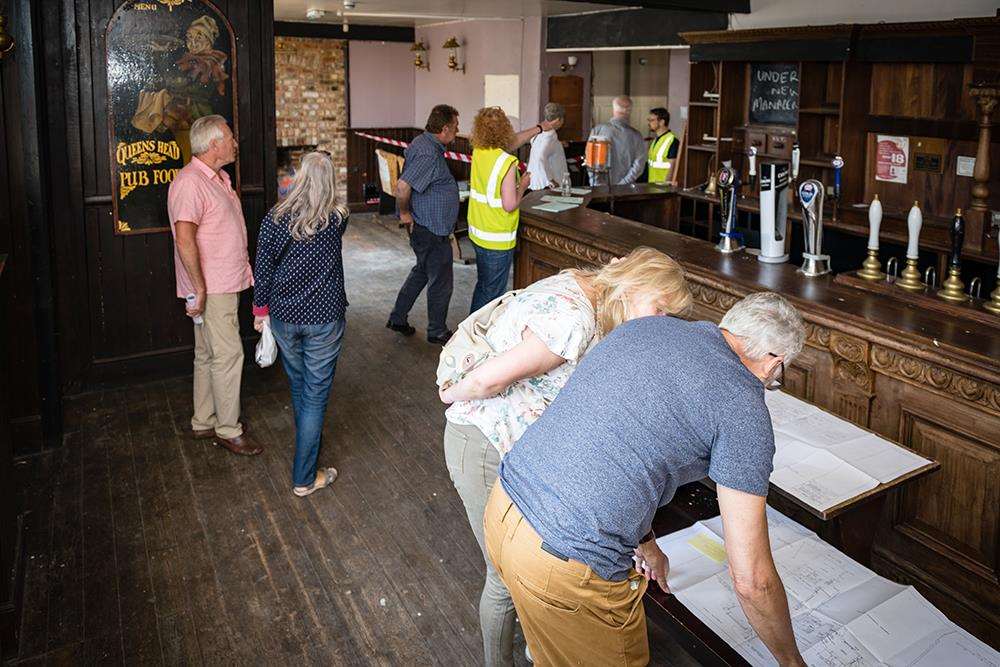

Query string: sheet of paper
540 195 585 205
700 506 815 551
765 390 821 428
677 572 757 647
531 201 579 213
483 74 520 119
814 574 906 625
891 627 1000 667
845 587 951 663
770 449 879 511
656 525 728 592
772 536 876 609
775 411 871 449
737 611 844 665
827 432 930 483
801 626 881 666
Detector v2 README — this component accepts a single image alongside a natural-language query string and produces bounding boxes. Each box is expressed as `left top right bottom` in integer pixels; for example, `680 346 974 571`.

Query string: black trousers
389 224 454 337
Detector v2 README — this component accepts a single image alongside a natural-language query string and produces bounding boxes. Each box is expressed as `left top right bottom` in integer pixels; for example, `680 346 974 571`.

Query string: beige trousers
191 292 244 439
485 484 650 666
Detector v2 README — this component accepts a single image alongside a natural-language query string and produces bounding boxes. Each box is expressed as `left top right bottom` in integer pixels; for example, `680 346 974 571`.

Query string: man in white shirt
527 103 569 191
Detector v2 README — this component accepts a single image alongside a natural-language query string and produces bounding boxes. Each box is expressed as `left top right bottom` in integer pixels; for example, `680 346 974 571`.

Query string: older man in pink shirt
167 114 262 456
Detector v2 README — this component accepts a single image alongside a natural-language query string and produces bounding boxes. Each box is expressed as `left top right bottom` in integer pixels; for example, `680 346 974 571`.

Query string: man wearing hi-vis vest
646 107 678 184
467 107 562 313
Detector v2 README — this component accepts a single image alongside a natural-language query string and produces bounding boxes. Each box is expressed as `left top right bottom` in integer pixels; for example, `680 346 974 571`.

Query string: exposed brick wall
274 36 348 202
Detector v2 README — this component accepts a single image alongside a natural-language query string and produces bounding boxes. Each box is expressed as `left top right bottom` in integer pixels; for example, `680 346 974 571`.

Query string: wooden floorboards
12 215 698 666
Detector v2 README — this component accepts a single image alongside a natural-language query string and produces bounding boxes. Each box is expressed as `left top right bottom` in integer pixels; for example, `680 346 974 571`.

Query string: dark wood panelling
274 20 413 42
29 0 280 395
547 8 727 51
515 188 1000 647
346 127 420 206
870 63 977 120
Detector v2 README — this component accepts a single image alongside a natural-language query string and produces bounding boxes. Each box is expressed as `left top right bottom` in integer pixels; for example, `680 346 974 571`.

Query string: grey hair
189 115 228 155
543 102 565 122
612 96 633 116
271 151 349 241
718 292 805 363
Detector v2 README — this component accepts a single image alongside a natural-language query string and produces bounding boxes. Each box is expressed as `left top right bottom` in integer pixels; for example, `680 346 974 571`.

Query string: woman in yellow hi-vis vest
468 107 561 312
645 107 678 184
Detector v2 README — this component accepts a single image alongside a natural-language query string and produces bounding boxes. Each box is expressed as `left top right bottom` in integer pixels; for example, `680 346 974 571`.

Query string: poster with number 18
875 135 909 184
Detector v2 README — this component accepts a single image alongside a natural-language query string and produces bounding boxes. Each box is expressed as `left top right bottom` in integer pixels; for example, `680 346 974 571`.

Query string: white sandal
293 467 338 497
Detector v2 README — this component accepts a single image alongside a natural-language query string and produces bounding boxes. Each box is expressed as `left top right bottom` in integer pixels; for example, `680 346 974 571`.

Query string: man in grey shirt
483 292 808 667
589 96 647 185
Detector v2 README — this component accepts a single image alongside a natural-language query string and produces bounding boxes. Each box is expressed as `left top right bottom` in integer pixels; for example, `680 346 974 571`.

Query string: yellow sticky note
687 533 727 563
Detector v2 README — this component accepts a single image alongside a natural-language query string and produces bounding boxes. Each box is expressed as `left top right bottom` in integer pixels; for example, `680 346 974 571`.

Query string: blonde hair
271 151 349 241
568 246 692 337
470 107 515 150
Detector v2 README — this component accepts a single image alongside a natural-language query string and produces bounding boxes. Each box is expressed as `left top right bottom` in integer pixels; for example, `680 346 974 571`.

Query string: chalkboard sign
749 63 799 126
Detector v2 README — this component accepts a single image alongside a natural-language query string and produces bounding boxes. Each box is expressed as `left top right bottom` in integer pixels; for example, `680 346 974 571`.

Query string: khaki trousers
484 484 650 667
191 292 244 439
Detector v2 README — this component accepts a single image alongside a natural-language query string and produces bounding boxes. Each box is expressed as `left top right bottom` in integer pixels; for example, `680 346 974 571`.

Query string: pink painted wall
667 49 690 138
348 41 415 128
414 19 543 134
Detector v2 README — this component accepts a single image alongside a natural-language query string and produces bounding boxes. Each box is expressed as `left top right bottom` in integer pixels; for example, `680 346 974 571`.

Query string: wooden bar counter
515 186 1000 646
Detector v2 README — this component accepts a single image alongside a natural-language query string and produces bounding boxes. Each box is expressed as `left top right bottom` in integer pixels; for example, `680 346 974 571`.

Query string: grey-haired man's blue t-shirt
499 317 775 582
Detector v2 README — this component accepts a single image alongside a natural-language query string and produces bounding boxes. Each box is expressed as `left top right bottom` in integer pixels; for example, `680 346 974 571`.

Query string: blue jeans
269 318 346 487
470 245 514 313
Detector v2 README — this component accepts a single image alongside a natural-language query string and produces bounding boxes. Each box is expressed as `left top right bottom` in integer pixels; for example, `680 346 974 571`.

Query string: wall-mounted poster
875 135 908 185
106 0 238 234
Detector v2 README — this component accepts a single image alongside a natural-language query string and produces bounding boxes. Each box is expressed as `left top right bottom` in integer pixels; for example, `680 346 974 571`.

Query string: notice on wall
875 135 909 184
748 63 799 126
484 75 520 121
106 0 239 235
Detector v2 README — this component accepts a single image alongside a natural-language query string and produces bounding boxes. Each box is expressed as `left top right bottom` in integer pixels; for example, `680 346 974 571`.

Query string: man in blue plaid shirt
387 105 461 345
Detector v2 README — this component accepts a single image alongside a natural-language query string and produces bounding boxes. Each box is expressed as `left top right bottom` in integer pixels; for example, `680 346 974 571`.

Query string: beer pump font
715 167 744 254
797 179 831 277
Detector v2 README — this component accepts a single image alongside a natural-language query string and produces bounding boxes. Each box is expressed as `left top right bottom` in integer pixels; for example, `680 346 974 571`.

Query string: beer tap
715 166 744 254
797 179 830 276
831 155 844 201
790 142 801 181
896 201 925 291
857 194 884 281
747 146 758 194
985 217 1000 314
938 209 968 302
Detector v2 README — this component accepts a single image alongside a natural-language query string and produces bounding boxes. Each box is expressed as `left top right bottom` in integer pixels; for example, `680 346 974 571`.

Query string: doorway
548 75 584 141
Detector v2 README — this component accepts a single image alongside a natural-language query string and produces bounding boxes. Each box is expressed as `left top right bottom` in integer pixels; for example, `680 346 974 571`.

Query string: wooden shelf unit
678 18 1000 295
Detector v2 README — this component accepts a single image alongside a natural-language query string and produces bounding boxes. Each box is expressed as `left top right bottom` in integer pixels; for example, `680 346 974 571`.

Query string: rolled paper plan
906 201 922 259
868 195 882 250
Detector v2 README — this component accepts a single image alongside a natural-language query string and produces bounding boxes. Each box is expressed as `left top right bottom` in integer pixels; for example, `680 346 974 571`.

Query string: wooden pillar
967 85 997 253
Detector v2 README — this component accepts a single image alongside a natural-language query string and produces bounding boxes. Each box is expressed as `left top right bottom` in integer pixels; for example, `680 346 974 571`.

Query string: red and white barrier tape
354 130 583 167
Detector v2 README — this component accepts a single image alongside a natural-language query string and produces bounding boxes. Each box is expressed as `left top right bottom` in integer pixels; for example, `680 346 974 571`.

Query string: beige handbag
436 289 522 389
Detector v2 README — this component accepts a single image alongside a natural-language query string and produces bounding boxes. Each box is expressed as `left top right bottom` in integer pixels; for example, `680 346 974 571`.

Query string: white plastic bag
255 320 278 367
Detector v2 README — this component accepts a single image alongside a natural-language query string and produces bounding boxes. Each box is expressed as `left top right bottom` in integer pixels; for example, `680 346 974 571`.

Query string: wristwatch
535 124 544 134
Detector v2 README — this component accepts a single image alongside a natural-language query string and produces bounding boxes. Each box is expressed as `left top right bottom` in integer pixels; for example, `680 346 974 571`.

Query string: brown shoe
214 433 263 456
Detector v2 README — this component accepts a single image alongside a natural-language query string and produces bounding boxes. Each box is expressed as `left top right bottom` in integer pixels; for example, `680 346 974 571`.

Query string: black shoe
427 330 453 346
386 320 416 336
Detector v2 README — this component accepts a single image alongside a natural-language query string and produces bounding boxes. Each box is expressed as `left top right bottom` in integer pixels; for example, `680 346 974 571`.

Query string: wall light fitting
442 36 465 74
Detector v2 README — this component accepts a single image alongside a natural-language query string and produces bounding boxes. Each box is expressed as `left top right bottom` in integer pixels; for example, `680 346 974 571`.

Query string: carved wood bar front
516 187 1000 646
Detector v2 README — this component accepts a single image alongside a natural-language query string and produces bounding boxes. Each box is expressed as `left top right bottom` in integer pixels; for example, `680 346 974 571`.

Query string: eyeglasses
315 149 331 157
765 357 785 392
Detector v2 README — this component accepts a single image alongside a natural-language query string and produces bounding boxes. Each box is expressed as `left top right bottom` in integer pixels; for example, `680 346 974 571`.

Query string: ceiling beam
559 0 749 11
274 21 414 42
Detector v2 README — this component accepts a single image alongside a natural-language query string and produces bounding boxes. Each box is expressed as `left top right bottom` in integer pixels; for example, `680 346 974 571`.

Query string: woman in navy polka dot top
252 151 349 498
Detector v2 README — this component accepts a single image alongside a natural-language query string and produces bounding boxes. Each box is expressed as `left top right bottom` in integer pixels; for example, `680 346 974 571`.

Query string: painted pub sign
106 0 238 234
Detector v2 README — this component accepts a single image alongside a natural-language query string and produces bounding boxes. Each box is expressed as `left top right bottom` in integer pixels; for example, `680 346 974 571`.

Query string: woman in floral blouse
439 247 692 666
